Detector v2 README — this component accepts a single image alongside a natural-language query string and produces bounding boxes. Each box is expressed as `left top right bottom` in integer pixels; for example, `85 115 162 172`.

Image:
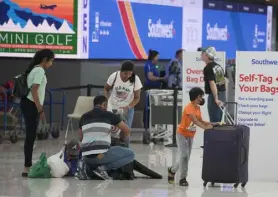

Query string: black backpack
13 73 30 98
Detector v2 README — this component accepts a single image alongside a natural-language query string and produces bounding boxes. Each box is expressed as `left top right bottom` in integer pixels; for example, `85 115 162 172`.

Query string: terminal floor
0 139 277 197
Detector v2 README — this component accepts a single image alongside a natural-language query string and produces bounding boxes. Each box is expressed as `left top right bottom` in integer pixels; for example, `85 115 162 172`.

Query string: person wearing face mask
104 61 143 145
167 87 213 187
144 49 165 90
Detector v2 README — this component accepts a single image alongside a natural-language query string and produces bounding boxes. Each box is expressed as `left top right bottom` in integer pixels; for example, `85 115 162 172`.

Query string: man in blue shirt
165 49 184 88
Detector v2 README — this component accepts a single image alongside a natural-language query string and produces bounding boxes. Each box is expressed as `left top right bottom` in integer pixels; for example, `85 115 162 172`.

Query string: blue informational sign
202 0 268 59
88 0 182 59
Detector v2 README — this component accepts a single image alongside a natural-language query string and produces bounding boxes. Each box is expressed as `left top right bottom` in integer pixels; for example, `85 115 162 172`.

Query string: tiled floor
0 138 278 197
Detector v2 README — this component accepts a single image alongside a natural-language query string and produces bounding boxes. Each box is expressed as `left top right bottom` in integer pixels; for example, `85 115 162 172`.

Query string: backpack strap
133 75 136 91
111 72 118 89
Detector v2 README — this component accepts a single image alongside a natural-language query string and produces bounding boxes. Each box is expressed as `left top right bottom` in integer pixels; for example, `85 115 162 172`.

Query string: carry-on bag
47 146 69 178
28 152 52 178
202 102 250 188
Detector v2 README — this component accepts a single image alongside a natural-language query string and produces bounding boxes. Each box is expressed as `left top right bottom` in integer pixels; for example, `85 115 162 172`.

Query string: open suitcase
202 102 250 188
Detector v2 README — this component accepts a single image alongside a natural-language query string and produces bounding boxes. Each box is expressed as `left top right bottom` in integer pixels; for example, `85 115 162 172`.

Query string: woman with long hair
143 50 165 136
21 49 55 177
104 61 142 145
144 49 165 89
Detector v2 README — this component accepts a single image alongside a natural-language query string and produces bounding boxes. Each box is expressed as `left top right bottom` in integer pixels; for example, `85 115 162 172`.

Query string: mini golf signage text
0 32 74 53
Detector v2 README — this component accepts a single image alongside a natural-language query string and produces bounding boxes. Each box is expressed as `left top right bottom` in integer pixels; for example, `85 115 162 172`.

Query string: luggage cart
146 89 183 144
0 91 25 144
44 89 66 139
0 88 66 144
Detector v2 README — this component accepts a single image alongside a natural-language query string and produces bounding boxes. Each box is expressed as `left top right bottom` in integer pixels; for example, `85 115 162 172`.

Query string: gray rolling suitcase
202 102 250 188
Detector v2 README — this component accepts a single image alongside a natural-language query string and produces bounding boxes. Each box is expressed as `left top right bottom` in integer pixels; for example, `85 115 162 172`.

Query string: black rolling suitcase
202 102 250 188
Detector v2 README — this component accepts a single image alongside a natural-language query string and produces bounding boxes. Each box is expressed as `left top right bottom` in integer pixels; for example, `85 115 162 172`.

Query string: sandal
168 167 175 184
179 178 189 186
21 172 28 177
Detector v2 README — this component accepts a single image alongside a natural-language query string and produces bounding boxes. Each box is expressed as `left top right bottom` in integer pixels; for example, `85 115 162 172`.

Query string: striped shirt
79 107 122 156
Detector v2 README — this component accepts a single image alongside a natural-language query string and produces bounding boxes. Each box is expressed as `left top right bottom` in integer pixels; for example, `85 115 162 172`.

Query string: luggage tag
187 122 197 132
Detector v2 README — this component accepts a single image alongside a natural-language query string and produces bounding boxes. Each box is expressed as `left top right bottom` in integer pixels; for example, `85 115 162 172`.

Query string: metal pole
87 84 92 96
165 87 178 147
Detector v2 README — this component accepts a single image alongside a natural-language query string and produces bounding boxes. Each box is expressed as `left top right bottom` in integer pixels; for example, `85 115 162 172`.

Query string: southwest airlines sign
206 23 229 41
88 0 182 59
202 0 269 59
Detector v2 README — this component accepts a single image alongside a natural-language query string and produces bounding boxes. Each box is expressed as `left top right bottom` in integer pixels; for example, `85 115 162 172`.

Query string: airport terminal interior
1 0 278 196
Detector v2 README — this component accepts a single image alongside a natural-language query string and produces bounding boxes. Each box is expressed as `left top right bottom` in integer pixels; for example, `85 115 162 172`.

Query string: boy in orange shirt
168 87 213 186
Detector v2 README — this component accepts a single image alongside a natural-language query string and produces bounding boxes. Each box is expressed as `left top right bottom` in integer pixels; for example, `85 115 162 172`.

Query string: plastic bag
47 147 69 178
28 152 52 178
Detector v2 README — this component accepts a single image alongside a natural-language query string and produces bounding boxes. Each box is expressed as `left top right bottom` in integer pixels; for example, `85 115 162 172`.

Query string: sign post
235 51 278 181
182 52 226 148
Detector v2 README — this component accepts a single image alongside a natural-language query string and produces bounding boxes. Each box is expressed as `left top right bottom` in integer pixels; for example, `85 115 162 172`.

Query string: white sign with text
182 52 226 148
235 51 278 181
182 0 203 51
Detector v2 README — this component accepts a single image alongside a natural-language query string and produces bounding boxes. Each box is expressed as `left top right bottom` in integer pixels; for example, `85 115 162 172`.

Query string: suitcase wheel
0 134 4 144
241 183 246 188
234 183 239 188
10 133 18 144
143 130 150 144
51 127 60 139
203 182 208 187
37 132 44 140
152 138 159 144
43 131 49 140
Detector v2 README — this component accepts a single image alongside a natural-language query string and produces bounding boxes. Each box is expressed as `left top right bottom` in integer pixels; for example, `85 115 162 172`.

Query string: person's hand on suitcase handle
215 99 224 107
211 122 223 127
205 124 213 129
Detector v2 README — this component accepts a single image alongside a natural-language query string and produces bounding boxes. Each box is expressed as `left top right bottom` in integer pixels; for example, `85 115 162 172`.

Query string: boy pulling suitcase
168 87 213 186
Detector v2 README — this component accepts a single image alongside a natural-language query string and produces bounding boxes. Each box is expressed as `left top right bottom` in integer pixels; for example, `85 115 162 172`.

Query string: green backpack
28 153 51 178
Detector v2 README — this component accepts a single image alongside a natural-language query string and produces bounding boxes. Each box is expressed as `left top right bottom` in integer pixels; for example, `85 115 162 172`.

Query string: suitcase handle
220 102 238 125
241 145 247 167
220 105 235 125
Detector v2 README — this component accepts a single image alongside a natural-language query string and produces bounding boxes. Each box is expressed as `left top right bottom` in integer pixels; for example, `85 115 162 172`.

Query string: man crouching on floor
77 95 134 180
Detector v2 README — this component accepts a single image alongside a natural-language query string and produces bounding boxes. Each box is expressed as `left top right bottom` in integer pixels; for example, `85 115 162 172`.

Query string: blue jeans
84 146 134 171
124 108 134 145
126 107 134 128
207 91 226 122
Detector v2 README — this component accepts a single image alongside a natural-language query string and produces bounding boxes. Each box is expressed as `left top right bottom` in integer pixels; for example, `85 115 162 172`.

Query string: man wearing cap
165 49 184 88
201 46 227 122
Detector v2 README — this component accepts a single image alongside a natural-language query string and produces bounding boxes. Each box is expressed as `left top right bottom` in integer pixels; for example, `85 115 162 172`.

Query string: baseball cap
201 46 217 59
66 139 81 156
